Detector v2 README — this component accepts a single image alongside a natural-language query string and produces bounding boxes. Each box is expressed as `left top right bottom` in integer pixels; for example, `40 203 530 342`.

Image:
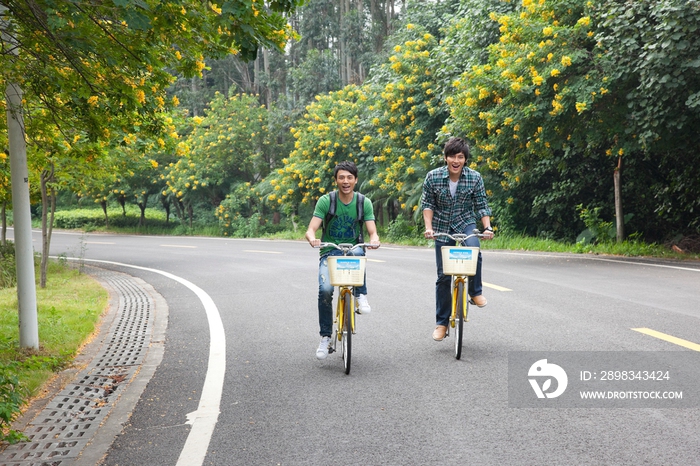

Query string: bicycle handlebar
316 242 378 252
432 229 486 244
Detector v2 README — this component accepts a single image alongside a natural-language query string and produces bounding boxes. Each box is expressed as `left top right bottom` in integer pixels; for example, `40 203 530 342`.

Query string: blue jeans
317 248 367 337
434 224 483 327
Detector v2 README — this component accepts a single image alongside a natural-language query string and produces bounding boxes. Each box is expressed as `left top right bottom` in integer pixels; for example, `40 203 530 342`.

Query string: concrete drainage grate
0 267 154 466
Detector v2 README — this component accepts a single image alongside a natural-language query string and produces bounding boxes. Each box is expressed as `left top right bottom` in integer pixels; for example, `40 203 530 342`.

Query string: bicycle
315 242 373 374
433 230 485 359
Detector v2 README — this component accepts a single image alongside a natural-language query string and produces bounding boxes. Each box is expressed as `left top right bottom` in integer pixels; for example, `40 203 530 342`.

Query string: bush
53 207 171 230
0 366 27 444
0 242 16 289
386 215 419 242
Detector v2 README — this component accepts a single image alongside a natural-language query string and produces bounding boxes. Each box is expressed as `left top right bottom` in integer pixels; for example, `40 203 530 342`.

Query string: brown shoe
432 325 447 341
469 295 487 308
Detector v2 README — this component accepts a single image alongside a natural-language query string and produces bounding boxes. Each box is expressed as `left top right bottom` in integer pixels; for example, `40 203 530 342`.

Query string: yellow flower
575 102 587 113
543 27 554 36
550 69 561 77
577 16 591 27
561 56 572 67
87 96 98 106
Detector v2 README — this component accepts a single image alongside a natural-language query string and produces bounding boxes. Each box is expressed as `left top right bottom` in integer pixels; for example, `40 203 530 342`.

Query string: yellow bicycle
434 231 484 359
318 242 372 374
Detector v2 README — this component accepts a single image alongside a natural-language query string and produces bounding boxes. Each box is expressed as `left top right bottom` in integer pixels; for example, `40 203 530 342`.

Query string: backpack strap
322 190 337 239
356 192 365 244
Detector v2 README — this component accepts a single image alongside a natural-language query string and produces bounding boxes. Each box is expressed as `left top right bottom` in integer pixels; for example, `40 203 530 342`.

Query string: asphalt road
19 230 700 464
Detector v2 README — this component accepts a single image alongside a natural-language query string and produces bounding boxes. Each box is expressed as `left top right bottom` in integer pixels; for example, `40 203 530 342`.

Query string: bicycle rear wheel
454 280 465 359
342 292 352 374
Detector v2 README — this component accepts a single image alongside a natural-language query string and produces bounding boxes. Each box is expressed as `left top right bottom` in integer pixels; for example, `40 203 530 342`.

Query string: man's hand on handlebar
308 238 321 248
424 229 434 240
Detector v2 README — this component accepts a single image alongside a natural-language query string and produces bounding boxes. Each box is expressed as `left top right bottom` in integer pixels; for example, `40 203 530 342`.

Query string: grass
0 259 107 440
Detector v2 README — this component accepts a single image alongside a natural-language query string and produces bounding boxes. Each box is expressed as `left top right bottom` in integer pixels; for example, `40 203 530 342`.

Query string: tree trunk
161 195 171 224
174 199 187 227
254 53 260 95
137 194 149 227
614 156 624 242
40 163 56 288
1 200 6 246
263 48 272 109
101 200 109 227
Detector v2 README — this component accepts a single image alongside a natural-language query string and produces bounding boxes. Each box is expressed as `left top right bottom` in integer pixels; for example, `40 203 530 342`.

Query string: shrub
0 242 16 289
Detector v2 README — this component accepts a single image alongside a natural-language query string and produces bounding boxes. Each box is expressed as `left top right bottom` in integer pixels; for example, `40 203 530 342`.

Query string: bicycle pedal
328 347 336 354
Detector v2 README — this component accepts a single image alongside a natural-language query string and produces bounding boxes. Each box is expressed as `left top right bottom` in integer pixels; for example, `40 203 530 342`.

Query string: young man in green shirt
305 161 380 360
420 137 494 341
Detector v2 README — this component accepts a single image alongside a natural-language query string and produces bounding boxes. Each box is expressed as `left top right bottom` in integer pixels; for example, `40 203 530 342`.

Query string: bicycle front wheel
342 292 352 374
454 280 465 359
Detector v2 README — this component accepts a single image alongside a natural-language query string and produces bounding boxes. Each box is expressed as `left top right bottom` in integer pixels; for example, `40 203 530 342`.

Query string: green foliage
386 215 420 242
0 367 27 444
52 207 170 230
576 204 615 245
0 242 16 289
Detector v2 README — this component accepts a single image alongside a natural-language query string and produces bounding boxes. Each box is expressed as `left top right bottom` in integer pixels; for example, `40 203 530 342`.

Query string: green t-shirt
313 191 375 254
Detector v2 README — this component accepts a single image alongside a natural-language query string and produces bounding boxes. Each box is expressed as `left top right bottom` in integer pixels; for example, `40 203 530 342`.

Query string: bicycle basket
328 256 367 286
441 246 479 276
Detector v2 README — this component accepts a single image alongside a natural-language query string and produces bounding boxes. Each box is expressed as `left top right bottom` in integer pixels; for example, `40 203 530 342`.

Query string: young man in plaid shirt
420 137 495 341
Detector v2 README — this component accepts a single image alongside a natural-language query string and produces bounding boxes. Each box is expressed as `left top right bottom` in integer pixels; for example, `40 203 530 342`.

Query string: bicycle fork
449 277 468 331
330 287 356 353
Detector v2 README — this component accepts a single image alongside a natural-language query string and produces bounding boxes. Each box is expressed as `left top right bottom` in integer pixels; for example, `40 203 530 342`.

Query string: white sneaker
356 294 371 315
316 336 331 360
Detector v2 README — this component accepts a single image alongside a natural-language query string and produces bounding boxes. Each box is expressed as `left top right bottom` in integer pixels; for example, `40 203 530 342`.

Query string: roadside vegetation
0 253 107 444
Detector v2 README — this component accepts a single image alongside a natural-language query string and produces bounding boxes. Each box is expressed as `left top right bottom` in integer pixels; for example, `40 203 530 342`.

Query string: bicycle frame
433 230 484 359
316 242 372 374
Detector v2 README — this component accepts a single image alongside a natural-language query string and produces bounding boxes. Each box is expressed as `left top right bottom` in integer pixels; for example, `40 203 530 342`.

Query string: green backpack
322 190 366 243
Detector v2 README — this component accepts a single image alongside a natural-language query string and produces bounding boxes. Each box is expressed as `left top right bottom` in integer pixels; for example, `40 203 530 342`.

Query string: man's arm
364 220 380 248
480 215 494 240
423 209 435 239
305 217 323 247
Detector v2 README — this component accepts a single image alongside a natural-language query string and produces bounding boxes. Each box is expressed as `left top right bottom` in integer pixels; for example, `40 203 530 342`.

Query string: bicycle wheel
342 291 352 374
454 280 465 359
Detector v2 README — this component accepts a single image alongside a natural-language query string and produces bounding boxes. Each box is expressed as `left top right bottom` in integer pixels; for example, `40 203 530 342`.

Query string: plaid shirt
420 165 492 234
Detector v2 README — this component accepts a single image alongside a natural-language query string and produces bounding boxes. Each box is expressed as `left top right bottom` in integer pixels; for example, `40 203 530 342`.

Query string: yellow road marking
243 250 282 254
161 244 197 248
483 282 511 292
632 328 700 352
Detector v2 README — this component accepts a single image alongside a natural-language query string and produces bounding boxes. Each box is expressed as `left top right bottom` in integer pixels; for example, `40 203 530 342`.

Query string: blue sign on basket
448 248 473 261
336 258 361 270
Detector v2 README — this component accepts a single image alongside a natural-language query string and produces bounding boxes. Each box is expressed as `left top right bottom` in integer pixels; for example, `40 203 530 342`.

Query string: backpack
323 190 365 243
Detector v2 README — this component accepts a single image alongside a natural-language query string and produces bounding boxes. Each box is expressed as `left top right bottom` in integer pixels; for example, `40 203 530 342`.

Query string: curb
0 266 167 466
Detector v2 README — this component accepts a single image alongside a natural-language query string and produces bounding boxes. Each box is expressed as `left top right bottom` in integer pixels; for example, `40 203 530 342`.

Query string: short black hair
443 137 470 160
333 160 358 179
